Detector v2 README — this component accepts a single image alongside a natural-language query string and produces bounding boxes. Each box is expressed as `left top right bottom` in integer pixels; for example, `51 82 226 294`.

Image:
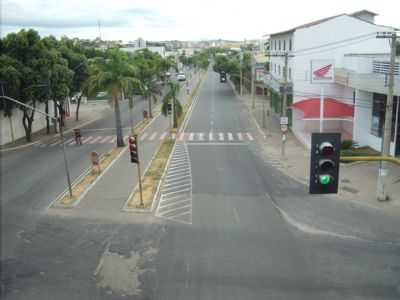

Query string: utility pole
240 52 243 96
281 52 289 157
376 31 397 201
251 51 256 109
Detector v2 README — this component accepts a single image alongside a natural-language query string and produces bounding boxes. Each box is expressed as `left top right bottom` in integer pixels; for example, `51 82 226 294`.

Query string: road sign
280 117 289 125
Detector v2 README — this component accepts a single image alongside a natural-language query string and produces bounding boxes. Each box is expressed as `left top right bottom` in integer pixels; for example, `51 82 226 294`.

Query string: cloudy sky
1 0 398 41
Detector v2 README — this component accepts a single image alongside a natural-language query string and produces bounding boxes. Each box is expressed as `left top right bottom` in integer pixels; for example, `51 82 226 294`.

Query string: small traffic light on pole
309 133 341 194
129 135 139 164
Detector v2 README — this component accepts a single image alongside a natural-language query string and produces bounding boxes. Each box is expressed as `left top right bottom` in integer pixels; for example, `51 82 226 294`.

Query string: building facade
264 10 399 155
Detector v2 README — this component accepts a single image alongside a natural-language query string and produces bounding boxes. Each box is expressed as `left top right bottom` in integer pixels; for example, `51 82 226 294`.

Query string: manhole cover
341 186 359 194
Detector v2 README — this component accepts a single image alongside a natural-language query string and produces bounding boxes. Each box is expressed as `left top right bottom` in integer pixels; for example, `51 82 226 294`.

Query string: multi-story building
264 10 400 155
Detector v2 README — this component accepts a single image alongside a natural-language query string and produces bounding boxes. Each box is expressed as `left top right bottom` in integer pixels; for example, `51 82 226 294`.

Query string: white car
177 72 186 81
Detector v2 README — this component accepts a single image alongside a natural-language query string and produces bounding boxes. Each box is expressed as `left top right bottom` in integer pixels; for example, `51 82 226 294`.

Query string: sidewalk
49 71 205 221
240 92 400 214
0 101 110 151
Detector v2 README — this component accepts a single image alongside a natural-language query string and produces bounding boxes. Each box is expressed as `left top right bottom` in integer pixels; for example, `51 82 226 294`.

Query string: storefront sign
311 60 335 83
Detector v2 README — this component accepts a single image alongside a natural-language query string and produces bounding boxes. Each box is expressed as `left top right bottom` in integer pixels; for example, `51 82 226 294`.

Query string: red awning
290 98 354 119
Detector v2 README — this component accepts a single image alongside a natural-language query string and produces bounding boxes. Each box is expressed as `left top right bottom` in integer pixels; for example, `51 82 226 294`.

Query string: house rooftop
264 10 385 37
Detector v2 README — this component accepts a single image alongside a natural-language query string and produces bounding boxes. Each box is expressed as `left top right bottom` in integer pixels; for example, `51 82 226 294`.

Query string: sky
1 0 399 41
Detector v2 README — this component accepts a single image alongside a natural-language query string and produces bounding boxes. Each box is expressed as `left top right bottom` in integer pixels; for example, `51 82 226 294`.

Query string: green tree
88 49 139 147
162 81 182 128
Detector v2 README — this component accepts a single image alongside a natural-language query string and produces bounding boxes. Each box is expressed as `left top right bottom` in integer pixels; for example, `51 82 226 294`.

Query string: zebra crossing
155 141 192 224
34 131 256 147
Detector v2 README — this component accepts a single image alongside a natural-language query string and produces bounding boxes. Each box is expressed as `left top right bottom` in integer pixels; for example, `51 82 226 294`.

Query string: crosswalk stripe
178 132 185 141
237 133 243 141
81 136 93 144
159 132 167 140
65 138 76 145
149 132 157 141
209 132 214 141
218 132 224 141
228 132 234 141
110 137 117 143
198 132 204 141
49 140 62 146
139 132 148 141
88 136 103 144
246 132 254 141
99 136 112 143
188 133 194 141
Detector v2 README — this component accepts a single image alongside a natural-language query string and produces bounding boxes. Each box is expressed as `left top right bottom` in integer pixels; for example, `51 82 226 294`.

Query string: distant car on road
177 72 186 81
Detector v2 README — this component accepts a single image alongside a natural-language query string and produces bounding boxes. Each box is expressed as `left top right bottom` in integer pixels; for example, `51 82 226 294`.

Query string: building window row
271 38 293 51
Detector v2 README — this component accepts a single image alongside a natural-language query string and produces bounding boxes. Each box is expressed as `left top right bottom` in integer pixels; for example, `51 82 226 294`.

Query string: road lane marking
159 199 191 209
139 132 148 141
219 132 224 141
233 207 241 224
237 133 243 141
178 132 185 141
163 180 191 188
162 183 191 193
188 133 194 141
159 132 167 140
88 136 103 144
209 132 214 141
198 132 204 141
157 204 192 216
49 140 62 146
246 132 254 141
81 136 94 144
99 136 112 143
228 132 234 141
187 142 245 146
149 132 158 141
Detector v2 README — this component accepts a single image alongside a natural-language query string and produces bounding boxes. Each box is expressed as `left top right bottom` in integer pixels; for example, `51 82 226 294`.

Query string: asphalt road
1 69 400 299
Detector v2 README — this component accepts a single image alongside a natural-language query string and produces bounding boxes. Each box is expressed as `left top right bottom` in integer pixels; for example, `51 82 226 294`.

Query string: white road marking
65 138 76 145
162 183 191 193
88 136 103 144
110 137 117 143
187 142 245 146
178 132 185 141
209 132 214 141
198 132 204 141
171 133 176 140
163 180 191 188
159 132 167 140
49 140 62 147
158 199 191 209
237 133 243 141
218 132 224 141
160 192 189 202
81 136 94 144
228 132 234 141
246 132 254 141
139 132 148 141
149 132 158 141
99 136 112 143
165 168 190 176
233 207 240 224
157 204 192 216
188 132 194 141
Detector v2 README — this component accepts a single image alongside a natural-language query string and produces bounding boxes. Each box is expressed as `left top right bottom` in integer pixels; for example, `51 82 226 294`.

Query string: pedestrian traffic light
128 135 139 164
167 103 172 115
309 133 341 194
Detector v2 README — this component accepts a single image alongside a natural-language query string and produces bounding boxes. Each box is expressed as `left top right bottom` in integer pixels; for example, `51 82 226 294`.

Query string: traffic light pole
137 161 144 207
281 52 289 157
0 95 73 198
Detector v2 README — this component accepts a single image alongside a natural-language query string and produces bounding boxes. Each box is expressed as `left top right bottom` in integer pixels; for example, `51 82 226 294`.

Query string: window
289 68 292 80
278 65 281 75
278 40 281 51
274 63 276 73
283 40 286 51
289 39 292 51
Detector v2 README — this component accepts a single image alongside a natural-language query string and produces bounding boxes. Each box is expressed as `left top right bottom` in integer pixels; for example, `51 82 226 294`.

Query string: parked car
177 72 186 81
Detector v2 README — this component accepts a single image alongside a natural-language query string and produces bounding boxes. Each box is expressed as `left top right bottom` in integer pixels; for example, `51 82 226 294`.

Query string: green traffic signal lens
319 174 332 185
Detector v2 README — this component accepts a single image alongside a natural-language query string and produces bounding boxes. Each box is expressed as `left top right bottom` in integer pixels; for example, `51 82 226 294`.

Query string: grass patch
341 146 380 157
127 139 174 209
58 147 124 206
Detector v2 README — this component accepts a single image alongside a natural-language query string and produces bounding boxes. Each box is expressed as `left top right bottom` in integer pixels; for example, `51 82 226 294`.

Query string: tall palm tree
162 81 182 128
88 50 140 147
143 77 161 118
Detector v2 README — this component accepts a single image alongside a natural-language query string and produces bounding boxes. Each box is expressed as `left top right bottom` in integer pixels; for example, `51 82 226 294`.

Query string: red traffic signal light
319 142 334 156
128 135 139 164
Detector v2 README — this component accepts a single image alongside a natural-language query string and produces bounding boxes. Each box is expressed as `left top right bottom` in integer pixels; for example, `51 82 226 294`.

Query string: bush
341 140 358 150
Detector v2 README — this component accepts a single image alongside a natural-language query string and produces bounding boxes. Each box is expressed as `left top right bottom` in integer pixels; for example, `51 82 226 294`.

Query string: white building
264 10 399 155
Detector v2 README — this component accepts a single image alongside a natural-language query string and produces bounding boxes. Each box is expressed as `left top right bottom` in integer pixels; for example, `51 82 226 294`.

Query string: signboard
311 60 334 83
280 117 289 125
255 68 265 82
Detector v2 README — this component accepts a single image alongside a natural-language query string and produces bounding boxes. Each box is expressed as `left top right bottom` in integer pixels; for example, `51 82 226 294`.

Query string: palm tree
162 81 182 128
143 77 161 118
88 50 140 147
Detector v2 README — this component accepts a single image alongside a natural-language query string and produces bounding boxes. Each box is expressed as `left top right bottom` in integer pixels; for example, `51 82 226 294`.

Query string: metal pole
394 96 400 156
60 122 73 198
251 52 255 109
320 86 324 133
281 52 288 157
377 32 397 201
129 95 135 135
240 52 243 96
137 162 144 207
262 88 266 128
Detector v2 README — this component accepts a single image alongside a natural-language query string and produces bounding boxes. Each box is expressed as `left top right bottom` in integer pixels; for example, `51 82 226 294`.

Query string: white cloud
1 0 399 41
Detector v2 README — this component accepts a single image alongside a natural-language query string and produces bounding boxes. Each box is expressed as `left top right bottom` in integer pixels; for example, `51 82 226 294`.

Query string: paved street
1 70 400 299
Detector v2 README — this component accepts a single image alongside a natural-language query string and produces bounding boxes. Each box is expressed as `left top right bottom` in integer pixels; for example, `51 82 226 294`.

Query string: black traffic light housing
309 133 341 194
129 135 139 164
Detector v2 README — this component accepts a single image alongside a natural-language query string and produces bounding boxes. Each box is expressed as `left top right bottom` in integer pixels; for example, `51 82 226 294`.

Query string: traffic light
128 135 139 164
167 102 172 115
309 133 341 194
